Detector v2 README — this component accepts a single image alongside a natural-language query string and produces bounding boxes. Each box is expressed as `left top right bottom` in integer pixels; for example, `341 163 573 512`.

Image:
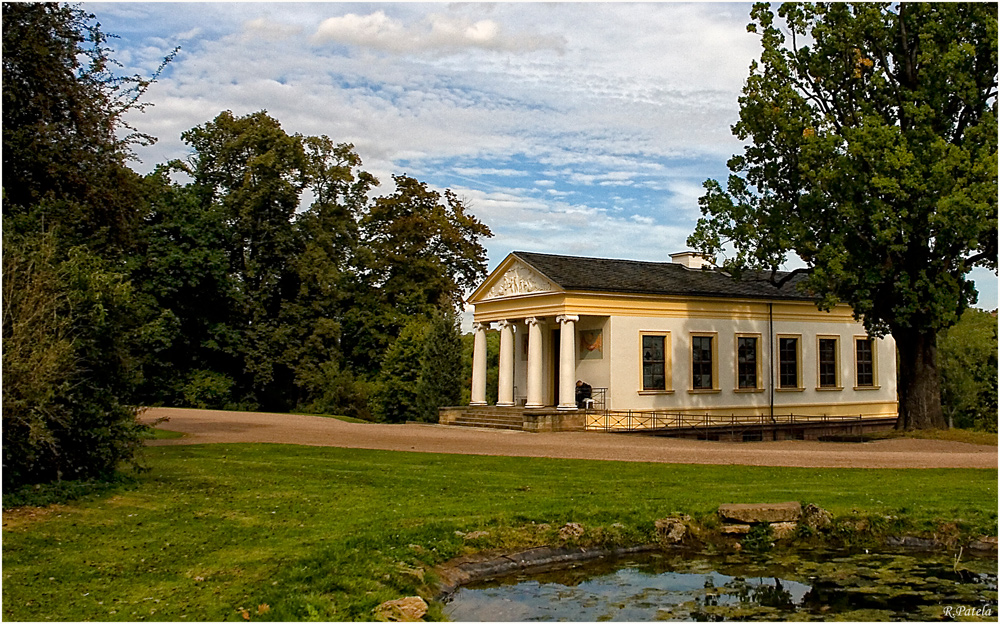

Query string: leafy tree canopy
2 3 171 488
688 2 998 429
938 308 998 432
2 2 173 252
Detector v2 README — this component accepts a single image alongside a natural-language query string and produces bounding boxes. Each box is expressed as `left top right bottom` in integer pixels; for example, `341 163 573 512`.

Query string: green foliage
0 4 174 489
2 474 137 511
372 308 465 423
344 175 492 376
938 309 999 432
2 231 147 487
294 361 372 421
741 523 775 553
2 4 493 485
2 3 170 252
181 370 238 410
133 111 490 416
361 175 491 313
372 318 430 423
688 2 998 429
414 308 465 421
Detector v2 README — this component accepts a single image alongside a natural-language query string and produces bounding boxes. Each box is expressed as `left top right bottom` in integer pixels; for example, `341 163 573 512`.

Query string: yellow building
463 251 897 431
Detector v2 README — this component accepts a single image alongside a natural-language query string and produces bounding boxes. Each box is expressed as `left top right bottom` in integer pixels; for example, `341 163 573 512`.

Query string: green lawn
3 444 996 621
148 427 186 440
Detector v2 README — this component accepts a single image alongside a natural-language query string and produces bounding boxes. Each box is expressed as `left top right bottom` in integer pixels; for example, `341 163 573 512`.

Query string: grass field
3 444 997 621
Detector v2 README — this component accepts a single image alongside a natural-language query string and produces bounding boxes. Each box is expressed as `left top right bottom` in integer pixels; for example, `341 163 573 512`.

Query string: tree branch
768 266 811 288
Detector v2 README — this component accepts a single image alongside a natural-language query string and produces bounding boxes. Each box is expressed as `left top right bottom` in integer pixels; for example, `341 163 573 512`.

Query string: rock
558 522 585 540
969 536 999 551
720 523 751 535
884 535 941 550
718 502 802 524
770 522 798 539
654 516 689 543
396 563 425 582
801 503 833 530
374 596 428 622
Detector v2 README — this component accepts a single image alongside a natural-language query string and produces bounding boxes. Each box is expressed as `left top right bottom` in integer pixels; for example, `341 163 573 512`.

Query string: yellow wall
471 289 896 416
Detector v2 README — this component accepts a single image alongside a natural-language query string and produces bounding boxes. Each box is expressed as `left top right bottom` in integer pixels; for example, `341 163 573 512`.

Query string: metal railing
586 410 878 433
581 387 607 411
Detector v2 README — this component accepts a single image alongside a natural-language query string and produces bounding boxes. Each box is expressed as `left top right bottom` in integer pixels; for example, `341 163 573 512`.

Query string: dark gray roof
512 251 816 302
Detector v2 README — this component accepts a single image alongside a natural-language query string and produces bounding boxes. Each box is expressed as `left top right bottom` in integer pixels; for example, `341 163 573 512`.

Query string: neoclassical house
461 251 897 429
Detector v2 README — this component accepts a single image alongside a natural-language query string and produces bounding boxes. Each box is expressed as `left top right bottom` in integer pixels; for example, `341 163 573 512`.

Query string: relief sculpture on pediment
484 261 557 299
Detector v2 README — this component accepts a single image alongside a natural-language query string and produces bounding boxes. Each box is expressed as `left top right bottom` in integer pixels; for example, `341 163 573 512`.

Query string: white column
496 320 516 406
525 317 545 409
556 315 579 410
470 322 489 406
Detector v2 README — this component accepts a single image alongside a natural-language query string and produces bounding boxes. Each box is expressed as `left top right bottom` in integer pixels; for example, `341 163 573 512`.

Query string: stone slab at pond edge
718 501 802 524
433 543 660 599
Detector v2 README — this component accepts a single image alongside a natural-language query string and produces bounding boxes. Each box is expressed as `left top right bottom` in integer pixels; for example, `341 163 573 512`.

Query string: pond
444 549 998 621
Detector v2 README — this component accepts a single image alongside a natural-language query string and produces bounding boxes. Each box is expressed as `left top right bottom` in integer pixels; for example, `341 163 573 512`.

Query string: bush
296 361 372 421
3 232 146 488
372 319 429 423
413 308 464 421
371 307 465 423
182 369 237 409
938 308 998 432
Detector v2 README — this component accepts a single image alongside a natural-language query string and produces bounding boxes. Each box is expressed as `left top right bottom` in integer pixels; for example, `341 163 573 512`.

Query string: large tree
344 175 492 374
688 2 997 429
2 4 167 487
2 2 170 252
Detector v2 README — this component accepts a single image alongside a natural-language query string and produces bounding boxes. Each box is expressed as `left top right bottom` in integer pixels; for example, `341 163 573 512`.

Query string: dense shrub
413 308 464 421
938 308 998 432
372 319 429 423
2 232 146 488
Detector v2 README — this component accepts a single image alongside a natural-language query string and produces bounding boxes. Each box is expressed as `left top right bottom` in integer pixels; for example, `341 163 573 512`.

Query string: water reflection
444 550 998 621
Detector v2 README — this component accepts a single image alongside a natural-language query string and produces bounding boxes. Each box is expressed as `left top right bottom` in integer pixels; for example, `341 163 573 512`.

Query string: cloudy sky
89 1 997 309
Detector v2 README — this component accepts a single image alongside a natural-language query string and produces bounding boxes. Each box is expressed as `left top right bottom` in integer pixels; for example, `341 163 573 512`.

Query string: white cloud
448 185 696 273
310 10 565 55
242 18 302 42
176 27 203 42
100 2 995 309
452 166 527 178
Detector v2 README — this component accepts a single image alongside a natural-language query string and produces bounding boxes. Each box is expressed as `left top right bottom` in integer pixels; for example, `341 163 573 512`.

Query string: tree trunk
894 327 947 430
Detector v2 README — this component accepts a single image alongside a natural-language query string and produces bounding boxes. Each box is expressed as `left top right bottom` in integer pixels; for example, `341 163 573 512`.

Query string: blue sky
90 2 998 311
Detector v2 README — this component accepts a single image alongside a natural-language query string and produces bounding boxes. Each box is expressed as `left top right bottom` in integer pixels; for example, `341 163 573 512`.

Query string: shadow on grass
2 473 140 510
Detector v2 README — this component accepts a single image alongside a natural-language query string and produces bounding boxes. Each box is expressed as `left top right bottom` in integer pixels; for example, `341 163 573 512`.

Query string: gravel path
142 407 997 469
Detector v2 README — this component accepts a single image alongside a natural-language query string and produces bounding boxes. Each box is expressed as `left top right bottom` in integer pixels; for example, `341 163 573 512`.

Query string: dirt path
142 407 997 469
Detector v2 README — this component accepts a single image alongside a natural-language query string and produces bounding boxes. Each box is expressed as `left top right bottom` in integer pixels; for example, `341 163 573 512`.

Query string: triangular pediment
469 256 561 303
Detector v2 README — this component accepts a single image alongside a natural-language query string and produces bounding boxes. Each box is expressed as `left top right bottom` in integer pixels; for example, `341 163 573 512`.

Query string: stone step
464 408 525 416
454 415 523 424
461 413 524 422
452 416 524 430
452 422 524 431
461 411 523 421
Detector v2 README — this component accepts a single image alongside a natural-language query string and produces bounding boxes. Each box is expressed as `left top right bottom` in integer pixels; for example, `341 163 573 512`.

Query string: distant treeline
2 4 490 488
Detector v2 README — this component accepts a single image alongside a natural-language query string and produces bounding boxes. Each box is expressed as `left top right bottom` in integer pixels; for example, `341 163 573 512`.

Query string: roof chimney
670 251 715 270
